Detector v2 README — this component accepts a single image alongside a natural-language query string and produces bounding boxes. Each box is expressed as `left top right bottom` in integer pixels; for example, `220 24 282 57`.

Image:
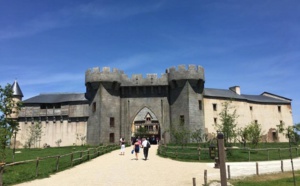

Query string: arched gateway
132 107 160 144
85 65 205 145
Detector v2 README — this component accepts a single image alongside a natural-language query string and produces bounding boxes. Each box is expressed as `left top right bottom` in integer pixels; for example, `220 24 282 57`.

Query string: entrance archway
131 107 160 144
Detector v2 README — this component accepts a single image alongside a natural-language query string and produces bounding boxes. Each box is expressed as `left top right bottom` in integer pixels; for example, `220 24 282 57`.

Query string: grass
229 170 300 186
1 145 119 186
158 142 300 162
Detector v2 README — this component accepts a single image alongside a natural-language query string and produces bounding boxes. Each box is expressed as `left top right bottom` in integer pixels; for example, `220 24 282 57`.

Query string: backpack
147 141 151 148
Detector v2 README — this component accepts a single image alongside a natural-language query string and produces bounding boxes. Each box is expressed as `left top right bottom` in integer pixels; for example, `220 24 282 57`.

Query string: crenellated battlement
85 64 205 86
167 64 204 73
167 64 205 82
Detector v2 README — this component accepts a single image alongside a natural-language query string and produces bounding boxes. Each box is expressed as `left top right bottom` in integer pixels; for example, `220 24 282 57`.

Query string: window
40 103 61 109
278 106 281 113
250 106 253 111
92 102 96 112
280 120 283 125
110 117 115 127
109 133 114 143
255 120 258 124
213 104 217 111
199 100 202 110
180 115 185 125
214 118 217 125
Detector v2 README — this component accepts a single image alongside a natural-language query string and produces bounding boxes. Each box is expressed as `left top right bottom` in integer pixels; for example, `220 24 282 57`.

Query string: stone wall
203 98 293 142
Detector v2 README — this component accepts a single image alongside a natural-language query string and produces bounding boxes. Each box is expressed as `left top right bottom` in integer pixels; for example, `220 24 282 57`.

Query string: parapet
85 64 205 86
167 64 205 82
85 67 123 84
121 73 168 86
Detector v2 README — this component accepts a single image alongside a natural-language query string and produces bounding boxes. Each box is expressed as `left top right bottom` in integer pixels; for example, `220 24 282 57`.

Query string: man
141 137 150 160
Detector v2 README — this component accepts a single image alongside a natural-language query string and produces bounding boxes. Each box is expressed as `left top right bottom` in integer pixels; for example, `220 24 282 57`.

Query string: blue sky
0 0 299 124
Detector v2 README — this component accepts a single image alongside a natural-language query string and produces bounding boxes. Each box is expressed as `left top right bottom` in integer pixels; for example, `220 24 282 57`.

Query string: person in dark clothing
141 137 150 160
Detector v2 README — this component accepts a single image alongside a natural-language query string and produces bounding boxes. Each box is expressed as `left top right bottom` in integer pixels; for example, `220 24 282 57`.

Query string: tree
169 122 190 148
214 101 238 146
134 127 148 138
0 84 21 162
191 128 205 147
24 121 43 148
276 122 299 186
245 122 262 148
236 127 248 148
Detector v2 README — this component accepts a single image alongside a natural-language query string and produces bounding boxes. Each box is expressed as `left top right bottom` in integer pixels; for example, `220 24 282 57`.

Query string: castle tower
11 80 23 119
85 67 122 145
167 65 205 140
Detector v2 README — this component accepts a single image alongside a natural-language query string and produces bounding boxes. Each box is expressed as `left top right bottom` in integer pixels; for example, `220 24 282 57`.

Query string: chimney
229 86 241 95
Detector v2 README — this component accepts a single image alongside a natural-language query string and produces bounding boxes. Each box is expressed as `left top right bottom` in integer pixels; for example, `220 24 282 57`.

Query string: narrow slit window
214 118 217 125
250 106 253 111
199 100 202 110
278 106 281 113
213 104 217 111
110 117 115 127
109 133 114 143
92 102 96 112
180 115 185 125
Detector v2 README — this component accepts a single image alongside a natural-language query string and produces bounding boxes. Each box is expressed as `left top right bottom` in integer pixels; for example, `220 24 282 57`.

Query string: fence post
198 148 201 161
204 170 207 186
36 157 39 177
227 165 231 180
281 160 284 172
248 149 250 162
267 149 270 161
278 148 281 159
71 153 74 166
56 156 60 171
256 162 259 175
80 151 83 162
0 164 4 186
165 145 168 156
192 177 196 186
87 149 90 160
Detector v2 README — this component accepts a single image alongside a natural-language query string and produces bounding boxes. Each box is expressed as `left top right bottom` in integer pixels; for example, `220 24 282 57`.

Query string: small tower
11 80 23 119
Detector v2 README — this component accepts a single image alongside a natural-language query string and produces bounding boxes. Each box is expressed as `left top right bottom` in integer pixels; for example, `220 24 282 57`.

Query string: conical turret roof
12 80 23 97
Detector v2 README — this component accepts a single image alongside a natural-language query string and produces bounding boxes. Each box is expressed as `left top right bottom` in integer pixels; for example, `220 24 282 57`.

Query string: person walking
133 139 140 160
142 137 150 160
120 138 125 155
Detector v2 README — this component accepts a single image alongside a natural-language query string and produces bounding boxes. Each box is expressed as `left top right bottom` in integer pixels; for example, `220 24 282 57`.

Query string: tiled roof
134 107 158 121
23 93 88 104
204 88 291 104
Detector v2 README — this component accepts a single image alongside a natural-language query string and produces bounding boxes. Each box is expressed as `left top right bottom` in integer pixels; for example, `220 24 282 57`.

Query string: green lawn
229 170 300 186
158 142 300 162
1 145 118 186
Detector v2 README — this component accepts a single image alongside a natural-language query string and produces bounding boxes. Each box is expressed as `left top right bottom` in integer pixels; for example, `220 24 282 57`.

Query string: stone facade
85 65 205 145
12 64 293 148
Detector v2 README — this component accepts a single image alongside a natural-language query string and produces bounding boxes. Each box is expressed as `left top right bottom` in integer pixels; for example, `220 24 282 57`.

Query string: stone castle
11 65 293 148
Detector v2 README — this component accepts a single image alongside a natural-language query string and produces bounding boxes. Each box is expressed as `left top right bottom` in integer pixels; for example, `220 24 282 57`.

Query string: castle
11 65 293 148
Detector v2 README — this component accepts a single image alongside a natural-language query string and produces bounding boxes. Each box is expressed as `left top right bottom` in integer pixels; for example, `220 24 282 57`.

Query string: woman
120 138 125 155
133 139 140 160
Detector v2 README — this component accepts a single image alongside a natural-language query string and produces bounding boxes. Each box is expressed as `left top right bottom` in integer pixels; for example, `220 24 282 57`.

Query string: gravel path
14 145 300 186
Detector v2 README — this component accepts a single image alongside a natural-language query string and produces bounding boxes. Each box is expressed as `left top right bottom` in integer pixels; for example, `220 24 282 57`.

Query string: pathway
15 145 300 186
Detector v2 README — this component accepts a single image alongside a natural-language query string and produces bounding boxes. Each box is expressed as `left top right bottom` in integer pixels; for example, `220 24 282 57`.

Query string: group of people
119 137 151 160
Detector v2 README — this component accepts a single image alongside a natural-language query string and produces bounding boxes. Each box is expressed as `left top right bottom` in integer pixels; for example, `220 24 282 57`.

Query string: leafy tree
0 84 21 162
169 122 190 148
24 121 43 148
236 127 248 148
134 127 148 138
191 128 205 147
244 122 262 148
214 101 238 146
